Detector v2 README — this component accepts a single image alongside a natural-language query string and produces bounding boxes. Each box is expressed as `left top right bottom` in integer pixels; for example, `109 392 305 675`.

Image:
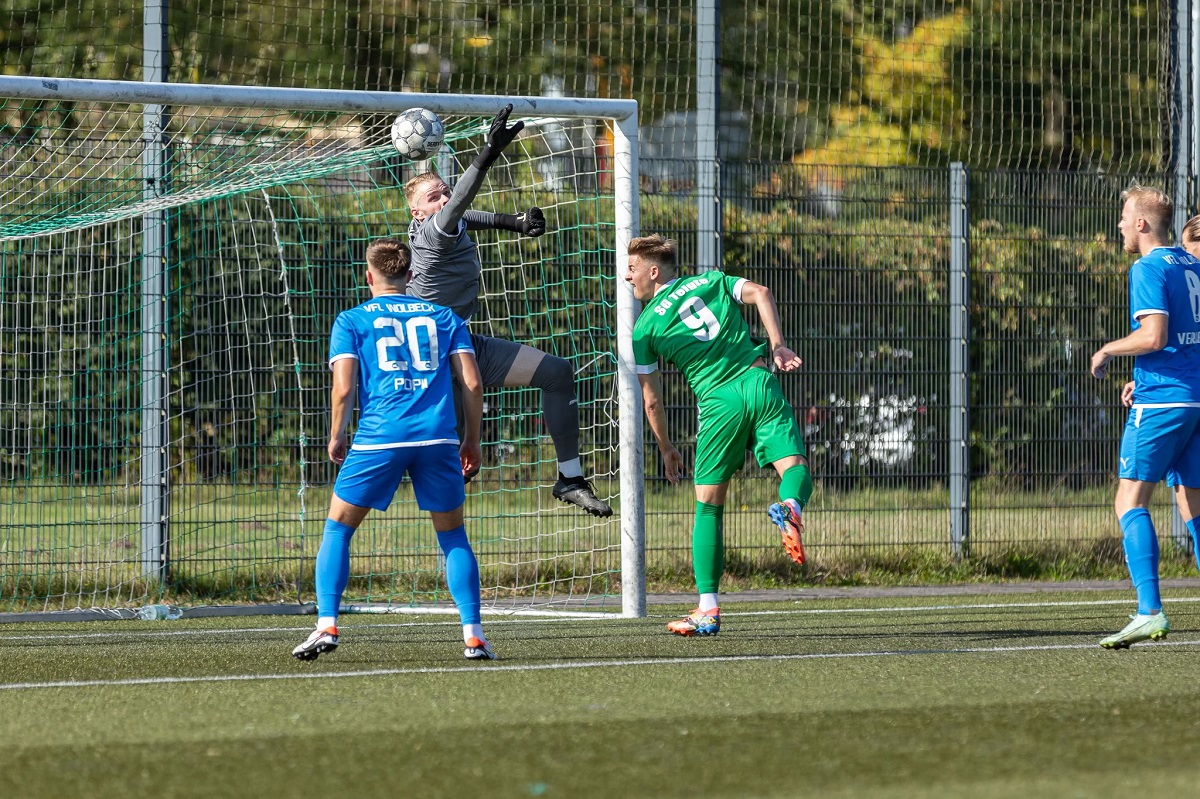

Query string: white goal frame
0 75 646 619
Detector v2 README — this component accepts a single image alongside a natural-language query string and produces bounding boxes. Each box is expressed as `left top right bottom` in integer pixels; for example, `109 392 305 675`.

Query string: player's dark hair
629 234 678 273
366 238 411 281
403 171 443 208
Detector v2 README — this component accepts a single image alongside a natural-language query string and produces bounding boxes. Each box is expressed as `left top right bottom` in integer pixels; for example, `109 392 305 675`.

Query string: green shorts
693 367 806 485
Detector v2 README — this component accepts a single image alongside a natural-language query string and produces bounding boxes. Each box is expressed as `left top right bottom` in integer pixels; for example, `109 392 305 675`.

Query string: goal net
0 77 643 618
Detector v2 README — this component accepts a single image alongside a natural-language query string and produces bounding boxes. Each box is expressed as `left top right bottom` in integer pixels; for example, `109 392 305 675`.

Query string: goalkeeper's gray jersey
406 216 481 320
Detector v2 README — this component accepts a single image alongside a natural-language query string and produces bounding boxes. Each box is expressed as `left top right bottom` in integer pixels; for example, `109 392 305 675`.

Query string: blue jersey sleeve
328 312 360 366
446 312 474 355
1129 259 1169 326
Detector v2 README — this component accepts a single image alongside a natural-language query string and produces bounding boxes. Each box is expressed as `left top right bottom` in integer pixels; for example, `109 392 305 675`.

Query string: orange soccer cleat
768 498 806 566
666 607 721 637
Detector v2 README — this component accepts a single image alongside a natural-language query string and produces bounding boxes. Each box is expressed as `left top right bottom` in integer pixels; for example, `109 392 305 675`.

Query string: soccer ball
390 108 445 160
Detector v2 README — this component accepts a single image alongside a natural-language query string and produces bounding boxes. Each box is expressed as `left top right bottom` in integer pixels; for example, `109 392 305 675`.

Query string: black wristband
472 147 498 172
492 213 523 233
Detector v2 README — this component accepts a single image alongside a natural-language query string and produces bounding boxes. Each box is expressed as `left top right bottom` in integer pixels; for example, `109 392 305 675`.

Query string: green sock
779 464 813 509
692 501 725 595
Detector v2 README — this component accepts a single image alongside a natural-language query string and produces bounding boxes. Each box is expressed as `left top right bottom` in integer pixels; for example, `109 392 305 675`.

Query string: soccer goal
0 75 644 620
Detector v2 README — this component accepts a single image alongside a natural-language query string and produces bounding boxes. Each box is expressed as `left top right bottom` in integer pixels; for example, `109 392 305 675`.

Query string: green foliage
0 0 1168 169
958 0 1163 169
0 161 1139 494
800 3 971 168
647 178 1131 489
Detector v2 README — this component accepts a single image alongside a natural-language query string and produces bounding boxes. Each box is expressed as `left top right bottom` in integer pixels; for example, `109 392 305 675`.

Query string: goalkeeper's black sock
531 355 580 464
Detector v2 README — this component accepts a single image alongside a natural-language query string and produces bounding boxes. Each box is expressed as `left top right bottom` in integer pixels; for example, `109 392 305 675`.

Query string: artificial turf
3 591 1200 798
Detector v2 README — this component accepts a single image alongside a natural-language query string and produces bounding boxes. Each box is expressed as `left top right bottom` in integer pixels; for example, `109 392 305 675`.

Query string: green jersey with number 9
632 272 768 399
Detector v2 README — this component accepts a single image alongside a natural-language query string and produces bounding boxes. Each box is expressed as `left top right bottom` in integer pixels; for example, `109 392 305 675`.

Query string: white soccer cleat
464 636 496 660
292 626 338 661
1099 613 1169 649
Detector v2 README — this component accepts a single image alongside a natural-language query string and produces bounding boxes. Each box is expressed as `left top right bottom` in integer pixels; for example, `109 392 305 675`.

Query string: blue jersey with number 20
328 293 473 448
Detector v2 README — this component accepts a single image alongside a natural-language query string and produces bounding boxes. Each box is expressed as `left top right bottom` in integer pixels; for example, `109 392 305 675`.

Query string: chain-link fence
641 164 1181 563
2 1 1195 577
3 0 1177 171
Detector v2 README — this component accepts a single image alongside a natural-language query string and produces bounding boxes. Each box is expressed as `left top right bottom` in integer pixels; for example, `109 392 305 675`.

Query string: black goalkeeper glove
492 207 547 237
516 207 546 237
473 103 525 171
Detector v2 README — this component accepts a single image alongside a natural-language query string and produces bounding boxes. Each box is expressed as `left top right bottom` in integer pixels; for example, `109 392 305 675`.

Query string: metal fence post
696 0 721 273
949 163 970 557
141 0 170 581
1168 0 1195 549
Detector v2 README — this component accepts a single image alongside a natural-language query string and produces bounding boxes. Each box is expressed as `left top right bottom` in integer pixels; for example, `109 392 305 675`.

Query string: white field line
2 596 1196 643
0 616 586 642
341 605 615 619
736 597 1200 615
2 638 1199 692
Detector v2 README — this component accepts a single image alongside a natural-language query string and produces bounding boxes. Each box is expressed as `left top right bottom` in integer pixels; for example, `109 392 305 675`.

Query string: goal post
0 75 645 619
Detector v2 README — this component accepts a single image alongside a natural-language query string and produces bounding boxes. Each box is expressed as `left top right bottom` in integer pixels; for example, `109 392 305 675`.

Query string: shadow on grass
647 536 1199 592
6 537 1198 611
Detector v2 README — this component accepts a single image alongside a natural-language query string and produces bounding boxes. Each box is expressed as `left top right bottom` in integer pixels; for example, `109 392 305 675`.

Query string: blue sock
437 526 481 625
1188 516 1200 572
1120 508 1161 615
315 519 356 620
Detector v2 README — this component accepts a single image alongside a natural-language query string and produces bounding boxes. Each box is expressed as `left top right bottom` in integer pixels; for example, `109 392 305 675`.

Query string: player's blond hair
365 238 411 281
628 234 678 275
403 171 442 208
1120 183 1173 237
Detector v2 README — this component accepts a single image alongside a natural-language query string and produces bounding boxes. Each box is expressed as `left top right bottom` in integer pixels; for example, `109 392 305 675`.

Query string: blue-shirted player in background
292 237 496 661
1091 184 1200 649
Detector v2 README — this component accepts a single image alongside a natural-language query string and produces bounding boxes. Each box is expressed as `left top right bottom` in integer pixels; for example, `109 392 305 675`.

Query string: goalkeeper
402 103 611 518
626 234 813 637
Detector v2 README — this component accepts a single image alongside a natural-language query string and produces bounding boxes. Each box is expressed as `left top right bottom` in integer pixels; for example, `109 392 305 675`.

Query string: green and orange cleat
768 498 806 566
667 607 721 637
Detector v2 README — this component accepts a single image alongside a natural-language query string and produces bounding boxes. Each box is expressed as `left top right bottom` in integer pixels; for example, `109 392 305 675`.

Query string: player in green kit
626 234 813 636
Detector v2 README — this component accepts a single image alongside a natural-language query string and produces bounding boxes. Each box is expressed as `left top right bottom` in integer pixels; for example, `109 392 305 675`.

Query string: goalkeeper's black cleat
552 474 613 517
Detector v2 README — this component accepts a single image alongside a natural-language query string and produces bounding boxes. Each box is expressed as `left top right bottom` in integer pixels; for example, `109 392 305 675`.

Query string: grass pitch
4 589 1200 798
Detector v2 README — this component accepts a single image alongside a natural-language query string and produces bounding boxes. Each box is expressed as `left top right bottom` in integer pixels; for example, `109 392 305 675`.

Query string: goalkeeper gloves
515 207 546 236
493 207 546 237
473 103 525 171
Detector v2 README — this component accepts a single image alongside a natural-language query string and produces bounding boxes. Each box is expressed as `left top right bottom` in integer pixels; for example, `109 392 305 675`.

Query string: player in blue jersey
292 238 496 662
1090 185 1200 649
403 103 612 518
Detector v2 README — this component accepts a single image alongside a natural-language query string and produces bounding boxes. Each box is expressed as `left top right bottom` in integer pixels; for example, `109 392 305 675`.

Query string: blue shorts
1118 406 1200 487
333 444 465 512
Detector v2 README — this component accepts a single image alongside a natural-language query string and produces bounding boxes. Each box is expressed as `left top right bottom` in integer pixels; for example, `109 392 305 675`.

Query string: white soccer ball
390 108 445 160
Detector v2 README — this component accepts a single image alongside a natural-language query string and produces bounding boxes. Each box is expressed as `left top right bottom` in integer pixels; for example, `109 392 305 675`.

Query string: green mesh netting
0 95 622 611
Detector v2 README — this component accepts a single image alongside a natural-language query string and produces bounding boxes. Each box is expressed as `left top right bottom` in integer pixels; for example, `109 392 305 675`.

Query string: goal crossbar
0 75 637 121
0 76 645 620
